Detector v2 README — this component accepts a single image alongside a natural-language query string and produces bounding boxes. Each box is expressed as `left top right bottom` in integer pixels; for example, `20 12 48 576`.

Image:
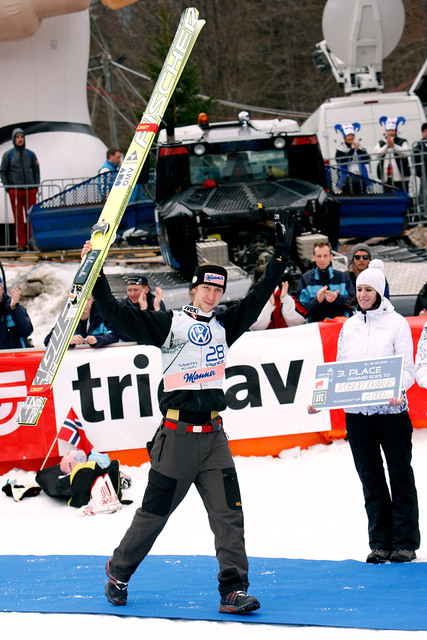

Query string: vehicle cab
154 111 339 279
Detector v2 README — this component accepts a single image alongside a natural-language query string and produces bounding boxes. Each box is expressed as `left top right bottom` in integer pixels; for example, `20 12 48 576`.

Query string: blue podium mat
1 554 426 630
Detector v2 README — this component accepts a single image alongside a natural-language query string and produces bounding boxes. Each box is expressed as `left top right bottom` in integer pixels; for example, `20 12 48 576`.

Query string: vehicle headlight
194 144 206 156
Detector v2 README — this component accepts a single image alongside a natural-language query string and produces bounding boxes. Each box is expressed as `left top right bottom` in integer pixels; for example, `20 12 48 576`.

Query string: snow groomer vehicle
151 111 340 283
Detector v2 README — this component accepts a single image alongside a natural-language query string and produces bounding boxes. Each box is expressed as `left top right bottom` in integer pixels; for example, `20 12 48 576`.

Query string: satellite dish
322 0 405 69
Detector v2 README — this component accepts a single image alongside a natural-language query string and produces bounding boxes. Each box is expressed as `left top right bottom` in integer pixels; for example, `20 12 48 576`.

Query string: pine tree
140 3 210 129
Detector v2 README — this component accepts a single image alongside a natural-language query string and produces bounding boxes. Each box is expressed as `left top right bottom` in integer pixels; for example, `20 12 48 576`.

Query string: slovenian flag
58 408 93 456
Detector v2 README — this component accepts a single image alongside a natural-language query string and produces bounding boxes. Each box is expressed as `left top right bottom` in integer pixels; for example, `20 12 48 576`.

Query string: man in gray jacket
0 128 40 250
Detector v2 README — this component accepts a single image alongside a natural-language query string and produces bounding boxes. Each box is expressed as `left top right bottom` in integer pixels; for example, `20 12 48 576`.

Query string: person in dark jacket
116 276 165 343
80 209 295 614
297 241 354 322
0 277 33 349
0 128 40 250
414 281 427 317
44 296 118 348
414 123 427 179
346 243 390 299
414 123 427 207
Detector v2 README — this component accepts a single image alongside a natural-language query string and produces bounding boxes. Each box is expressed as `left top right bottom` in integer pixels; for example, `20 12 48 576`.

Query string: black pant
346 411 420 551
110 423 249 595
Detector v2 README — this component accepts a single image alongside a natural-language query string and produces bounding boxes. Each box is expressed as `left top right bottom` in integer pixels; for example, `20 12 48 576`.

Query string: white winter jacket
415 322 427 389
337 297 415 415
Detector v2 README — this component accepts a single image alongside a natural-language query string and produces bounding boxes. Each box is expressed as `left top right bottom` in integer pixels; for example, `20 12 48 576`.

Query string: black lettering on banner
134 354 153 418
70 356 303 423
225 365 262 410
71 354 155 423
225 360 304 409
108 374 132 419
261 360 303 404
72 363 104 422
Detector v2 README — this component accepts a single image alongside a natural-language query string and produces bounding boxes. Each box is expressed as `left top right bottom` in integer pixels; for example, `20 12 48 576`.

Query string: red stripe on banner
136 123 159 133
407 316 427 429
0 401 20 425
317 318 348 436
0 350 58 469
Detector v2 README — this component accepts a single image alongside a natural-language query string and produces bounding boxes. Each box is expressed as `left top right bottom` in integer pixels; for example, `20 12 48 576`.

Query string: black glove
274 208 296 260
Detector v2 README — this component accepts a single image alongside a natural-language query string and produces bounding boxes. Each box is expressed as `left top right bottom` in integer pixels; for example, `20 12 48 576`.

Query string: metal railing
0 175 97 250
1 148 426 250
325 145 427 227
0 170 156 251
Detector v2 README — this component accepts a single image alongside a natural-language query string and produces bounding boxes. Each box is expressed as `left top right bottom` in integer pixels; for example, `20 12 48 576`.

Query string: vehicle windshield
189 148 289 185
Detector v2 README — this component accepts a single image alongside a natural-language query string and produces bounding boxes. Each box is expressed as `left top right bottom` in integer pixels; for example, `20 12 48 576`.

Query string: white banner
51 323 330 454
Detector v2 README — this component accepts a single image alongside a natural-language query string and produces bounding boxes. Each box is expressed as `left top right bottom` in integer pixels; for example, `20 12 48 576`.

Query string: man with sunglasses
347 243 390 299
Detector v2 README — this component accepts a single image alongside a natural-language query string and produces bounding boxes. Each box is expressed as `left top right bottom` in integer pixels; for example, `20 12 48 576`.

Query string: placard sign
312 355 404 410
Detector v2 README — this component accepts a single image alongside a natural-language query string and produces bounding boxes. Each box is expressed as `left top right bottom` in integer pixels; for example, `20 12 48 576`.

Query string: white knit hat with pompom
356 258 385 297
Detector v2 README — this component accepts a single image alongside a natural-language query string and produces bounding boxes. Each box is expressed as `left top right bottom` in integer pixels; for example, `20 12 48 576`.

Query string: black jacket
93 256 286 415
0 129 40 189
0 292 33 349
115 292 166 342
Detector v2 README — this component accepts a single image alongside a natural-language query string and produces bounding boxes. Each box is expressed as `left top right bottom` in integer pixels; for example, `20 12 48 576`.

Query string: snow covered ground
2 430 427 638
2 259 144 350
1 258 427 638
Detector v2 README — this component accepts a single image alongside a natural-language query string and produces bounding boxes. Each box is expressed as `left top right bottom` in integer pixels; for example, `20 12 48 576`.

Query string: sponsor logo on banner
0 370 27 436
315 378 328 390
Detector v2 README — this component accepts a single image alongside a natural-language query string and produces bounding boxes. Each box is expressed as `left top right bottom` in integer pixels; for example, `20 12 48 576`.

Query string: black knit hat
126 275 149 287
191 264 227 291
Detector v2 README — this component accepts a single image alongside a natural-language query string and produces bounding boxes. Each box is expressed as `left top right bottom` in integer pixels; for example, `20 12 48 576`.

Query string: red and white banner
0 316 426 470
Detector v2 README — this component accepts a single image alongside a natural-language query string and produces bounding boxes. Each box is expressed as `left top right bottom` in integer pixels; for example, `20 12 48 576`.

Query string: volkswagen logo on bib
188 323 212 345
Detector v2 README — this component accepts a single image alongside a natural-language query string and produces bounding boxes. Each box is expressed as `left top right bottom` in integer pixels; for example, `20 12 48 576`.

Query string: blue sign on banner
312 355 404 410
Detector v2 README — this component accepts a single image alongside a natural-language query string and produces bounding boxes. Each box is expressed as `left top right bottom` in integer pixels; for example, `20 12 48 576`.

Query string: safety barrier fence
325 145 427 227
0 317 425 473
0 170 156 250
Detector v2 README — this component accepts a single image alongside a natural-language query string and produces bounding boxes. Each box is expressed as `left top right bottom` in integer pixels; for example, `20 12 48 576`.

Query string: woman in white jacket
415 322 427 389
337 260 420 564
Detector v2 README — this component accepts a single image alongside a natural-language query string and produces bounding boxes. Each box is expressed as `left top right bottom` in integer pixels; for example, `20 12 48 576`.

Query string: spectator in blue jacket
98 147 122 175
98 147 122 200
0 277 33 349
297 241 354 322
44 296 118 348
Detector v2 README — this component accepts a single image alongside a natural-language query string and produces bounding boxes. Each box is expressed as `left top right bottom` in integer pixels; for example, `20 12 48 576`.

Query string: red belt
163 418 221 433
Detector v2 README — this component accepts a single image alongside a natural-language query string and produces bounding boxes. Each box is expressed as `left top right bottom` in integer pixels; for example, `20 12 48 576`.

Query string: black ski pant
346 411 420 551
109 422 249 595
